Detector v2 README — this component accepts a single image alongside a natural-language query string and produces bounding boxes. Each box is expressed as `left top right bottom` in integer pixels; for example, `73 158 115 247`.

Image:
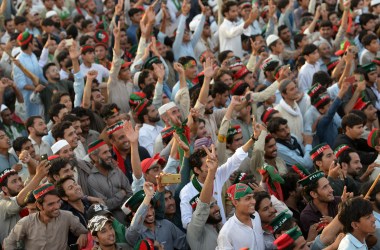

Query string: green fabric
112 219 127 243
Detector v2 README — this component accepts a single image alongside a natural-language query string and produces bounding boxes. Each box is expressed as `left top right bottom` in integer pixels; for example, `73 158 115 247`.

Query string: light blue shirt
172 14 205 61
171 80 194 101
13 51 45 117
338 233 368 250
374 211 380 228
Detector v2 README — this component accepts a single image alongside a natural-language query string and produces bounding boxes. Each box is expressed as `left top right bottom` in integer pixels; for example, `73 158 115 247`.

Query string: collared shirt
300 196 340 234
138 123 164 156
180 147 248 228
79 63 110 83
187 201 220 250
0 195 21 244
216 213 265 250
298 61 321 93
125 203 187 249
3 210 88 250
0 153 19 172
28 135 53 157
13 51 45 116
338 233 368 250
88 166 132 224
219 19 246 59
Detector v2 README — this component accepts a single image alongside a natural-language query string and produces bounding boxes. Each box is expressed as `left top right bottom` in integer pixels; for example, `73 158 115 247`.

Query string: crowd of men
1 0 380 248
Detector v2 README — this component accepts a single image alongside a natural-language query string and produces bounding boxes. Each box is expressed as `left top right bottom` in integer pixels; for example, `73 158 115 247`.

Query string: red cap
141 153 166 173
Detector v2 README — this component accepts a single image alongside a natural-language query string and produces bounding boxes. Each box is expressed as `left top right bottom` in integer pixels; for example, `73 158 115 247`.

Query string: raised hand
202 144 218 172
113 21 121 39
86 70 98 81
35 160 51 179
203 57 214 78
150 37 160 57
19 150 31 164
173 62 185 75
152 63 165 81
115 0 123 15
44 34 53 48
34 84 45 93
198 0 206 14
69 40 81 59
173 132 190 153
341 186 353 203
143 182 155 197
123 120 139 143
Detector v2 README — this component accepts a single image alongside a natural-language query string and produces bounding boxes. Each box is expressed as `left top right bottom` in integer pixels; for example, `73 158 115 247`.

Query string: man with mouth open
216 183 265 250
3 183 88 249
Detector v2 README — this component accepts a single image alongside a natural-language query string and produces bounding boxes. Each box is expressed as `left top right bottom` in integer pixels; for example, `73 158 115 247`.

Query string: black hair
49 103 67 123
62 114 80 124
42 62 57 80
71 107 91 118
143 84 156 100
13 136 31 153
73 15 85 24
338 197 373 233
359 13 376 29
51 91 71 106
48 158 70 179
254 191 271 211
41 18 55 27
136 100 153 124
349 110 368 125
79 35 93 46
281 172 300 201
294 33 306 49
267 117 288 134
81 19 93 30
189 148 208 176
66 24 79 40
312 71 333 87
302 177 322 201
362 34 378 47
14 16 26 25
337 147 357 166
100 103 120 119
0 171 18 189
55 176 76 198
138 69 152 89
319 20 333 29
359 29 371 43
128 8 143 17
233 82 250 96
222 1 238 17
218 50 233 64
302 43 318 56
25 116 44 133
277 0 289 10
212 81 230 98
341 113 365 133
51 121 73 141
277 25 289 35
56 50 69 66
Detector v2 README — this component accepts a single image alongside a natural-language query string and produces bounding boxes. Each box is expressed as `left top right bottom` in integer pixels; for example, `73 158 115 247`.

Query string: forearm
13 86 24 103
130 141 142 179
82 79 92 108
344 91 361 114
198 76 211 105
242 138 254 153
199 169 216 203
16 173 44 206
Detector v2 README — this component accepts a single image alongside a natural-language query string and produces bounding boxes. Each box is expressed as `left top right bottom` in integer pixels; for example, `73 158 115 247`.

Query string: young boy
360 34 379 65
338 197 376 249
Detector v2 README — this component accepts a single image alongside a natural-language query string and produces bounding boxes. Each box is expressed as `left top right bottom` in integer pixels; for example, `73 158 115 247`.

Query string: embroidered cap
298 171 325 187
273 227 303 250
33 183 55 199
0 168 17 185
227 183 253 200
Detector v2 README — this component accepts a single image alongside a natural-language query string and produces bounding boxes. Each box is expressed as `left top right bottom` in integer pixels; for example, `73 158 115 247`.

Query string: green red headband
88 139 106 153
313 94 331 109
0 168 17 184
134 99 150 116
33 183 55 199
368 128 379 148
233 66 250 80
307 83 323 98
230 80 245 95
106 121 124 135
262 108 276 124
291 164 310 179
334 144 350 158
310 143 331 160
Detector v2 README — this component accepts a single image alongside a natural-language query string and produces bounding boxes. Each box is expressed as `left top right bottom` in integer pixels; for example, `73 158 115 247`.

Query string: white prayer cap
266 34 280 47
46 10 58 19
371 0 380 6
189 14 202 32
133 71 141 87
0 104 9 112
158 102 176 116
52 140 69 154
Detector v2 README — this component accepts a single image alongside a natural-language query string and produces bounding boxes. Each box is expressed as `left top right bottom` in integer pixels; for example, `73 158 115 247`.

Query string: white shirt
179 147 248 228
219 19 247 58
216 213 265 250
298 61 320 93
338 233 368 250
138 123 163 156
28 135 53 157
79 63 110 83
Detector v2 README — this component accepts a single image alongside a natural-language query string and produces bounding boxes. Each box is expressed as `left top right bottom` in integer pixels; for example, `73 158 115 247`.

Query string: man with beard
26 116 53 157
218 1 258 58
299 171 340 237
251 132 287 182
51 139 93 196
135 99 163 156
108 121 150 184
56 176 93 246
0 161 50 244
52 121 87 159
125 182 187 249
336 145 375 195
39 62 73 121
187 148 223 249
84 0 100 25
267 117 313 170
88 139 132 224
4 183 88 249
217 183 264 249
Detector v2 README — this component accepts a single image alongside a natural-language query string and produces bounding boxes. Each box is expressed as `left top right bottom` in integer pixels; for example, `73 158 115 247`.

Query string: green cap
270 210 292 232
361 62 377 73
121 190 145 215
298 171 325 187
